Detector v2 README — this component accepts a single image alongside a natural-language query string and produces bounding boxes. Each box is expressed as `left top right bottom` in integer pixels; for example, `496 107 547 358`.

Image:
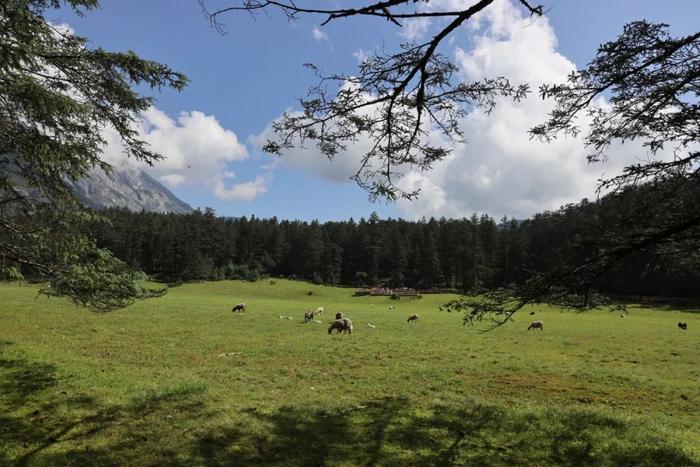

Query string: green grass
1 279 699 466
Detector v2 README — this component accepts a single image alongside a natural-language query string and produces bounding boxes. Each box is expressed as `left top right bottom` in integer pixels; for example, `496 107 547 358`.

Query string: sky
52 0 700 221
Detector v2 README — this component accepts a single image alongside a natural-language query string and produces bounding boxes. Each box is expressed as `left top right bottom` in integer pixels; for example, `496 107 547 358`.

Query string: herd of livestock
231 302 418 334
231 302 690 334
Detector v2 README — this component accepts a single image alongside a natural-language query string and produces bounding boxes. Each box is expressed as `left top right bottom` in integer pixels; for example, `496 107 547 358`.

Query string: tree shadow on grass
0 341 697 466
0 342 210 466
197 399 697 466
622 298 700 314
636 303 700 314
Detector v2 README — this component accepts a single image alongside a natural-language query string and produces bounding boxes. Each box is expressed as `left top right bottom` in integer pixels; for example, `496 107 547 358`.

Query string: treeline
93 194 700 299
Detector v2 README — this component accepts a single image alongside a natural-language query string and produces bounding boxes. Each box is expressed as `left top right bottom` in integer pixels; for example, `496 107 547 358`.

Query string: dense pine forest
92 189 699 299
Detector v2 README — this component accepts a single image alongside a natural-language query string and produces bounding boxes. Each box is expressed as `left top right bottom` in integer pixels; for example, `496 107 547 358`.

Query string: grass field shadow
193 397 698 466
0 343 210 466
635 302 700 314
1 341 697 466
619 297 700 314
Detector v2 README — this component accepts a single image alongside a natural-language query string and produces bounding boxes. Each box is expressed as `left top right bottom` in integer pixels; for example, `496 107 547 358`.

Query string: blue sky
52 0 700 221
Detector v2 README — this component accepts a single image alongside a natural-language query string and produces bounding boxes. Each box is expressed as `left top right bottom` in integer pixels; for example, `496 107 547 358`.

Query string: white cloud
251 100 377 184
214 174 271 201
390 0 643 219
101 107 270 203
252 126 364 182
137 107 248 184
311 26 330 44
258 0 669 218
158 174 186 187
353 49 369 63
399 17 432 40
393 0 478 41
389 0 668 220
45 21 270 205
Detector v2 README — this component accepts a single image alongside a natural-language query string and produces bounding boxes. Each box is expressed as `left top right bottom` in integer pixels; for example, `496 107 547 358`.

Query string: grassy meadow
1 279 699 466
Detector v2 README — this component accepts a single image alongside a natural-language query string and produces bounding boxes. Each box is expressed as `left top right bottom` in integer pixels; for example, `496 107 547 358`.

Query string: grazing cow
341 318 353 334
314 307 324 316
232 303 246 313
528 320 544 331
328 318 353 335
328 320 344 334
304 310 315 323
678 322 688 331
407 314 419 323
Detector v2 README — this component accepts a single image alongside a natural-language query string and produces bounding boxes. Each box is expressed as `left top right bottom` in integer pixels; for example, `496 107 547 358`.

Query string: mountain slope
70 166 193 214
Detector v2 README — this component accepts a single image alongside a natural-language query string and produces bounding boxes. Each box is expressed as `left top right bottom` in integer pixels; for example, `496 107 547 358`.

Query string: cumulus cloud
251 123 366 183
399 17 432 40
140 108 248 184
214 174 271 201
101 107 270 203
258 0 667 218
250 87 384 184
46 21 269 205
158 174 186 187
393 0 473 41
392 0 654 219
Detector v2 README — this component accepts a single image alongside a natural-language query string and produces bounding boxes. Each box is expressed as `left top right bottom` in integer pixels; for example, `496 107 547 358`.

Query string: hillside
69 166 193 214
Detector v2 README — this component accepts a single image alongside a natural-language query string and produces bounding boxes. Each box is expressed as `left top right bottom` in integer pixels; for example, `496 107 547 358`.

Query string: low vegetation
1 279 698 465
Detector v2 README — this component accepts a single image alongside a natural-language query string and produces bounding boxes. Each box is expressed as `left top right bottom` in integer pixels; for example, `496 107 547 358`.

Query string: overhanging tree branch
201 0 540 200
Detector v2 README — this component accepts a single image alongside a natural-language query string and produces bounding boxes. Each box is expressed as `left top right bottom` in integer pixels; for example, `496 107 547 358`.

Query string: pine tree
0 1 186 311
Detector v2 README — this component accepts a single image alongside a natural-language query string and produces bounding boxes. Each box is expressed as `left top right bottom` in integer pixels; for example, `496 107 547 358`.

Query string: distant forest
94 195 699 299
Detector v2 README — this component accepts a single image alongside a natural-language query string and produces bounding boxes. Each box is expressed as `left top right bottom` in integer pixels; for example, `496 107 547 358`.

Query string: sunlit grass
1 279 698 465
